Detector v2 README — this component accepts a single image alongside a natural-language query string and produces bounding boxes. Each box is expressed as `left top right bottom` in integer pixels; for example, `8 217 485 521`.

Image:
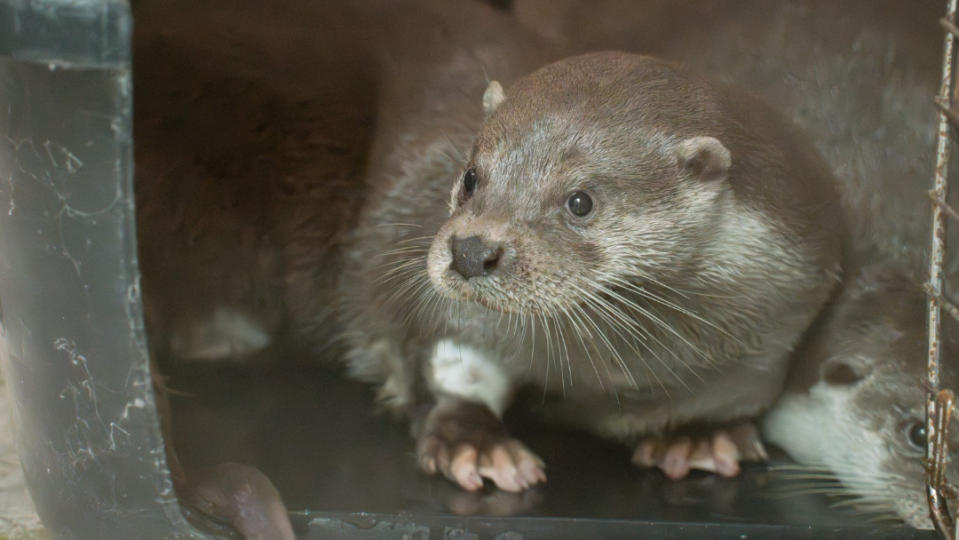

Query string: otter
762 264 959 530
506 0 952 524
510 0 942 264
132 0 555 534
339 50 845 490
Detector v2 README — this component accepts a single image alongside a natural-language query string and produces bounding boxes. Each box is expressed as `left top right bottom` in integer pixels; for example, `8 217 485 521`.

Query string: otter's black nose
450 235 502 279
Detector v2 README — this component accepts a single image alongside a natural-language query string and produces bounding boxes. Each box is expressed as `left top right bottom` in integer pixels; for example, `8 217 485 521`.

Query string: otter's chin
425 266 518 313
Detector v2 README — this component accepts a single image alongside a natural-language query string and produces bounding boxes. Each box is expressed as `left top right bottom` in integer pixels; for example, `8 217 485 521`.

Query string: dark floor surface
168 363 936 539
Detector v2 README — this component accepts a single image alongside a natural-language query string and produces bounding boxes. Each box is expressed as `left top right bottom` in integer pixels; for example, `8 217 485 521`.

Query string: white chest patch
428 339 511 416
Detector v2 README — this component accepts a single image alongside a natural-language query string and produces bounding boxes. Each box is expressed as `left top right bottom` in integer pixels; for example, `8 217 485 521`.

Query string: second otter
339 51 845 490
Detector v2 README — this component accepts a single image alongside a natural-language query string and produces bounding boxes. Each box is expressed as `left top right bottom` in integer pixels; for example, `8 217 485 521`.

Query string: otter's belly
528 353 792 441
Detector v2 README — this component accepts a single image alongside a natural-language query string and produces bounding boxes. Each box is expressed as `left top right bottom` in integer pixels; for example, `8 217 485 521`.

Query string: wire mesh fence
927 1 959 537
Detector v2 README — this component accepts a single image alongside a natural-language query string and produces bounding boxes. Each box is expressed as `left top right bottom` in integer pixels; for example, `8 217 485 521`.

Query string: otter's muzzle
450 235 502 279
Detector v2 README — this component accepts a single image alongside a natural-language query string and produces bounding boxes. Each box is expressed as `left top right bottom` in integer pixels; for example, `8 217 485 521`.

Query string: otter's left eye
463 167 478 199
905 421 927 450
567 191 593 217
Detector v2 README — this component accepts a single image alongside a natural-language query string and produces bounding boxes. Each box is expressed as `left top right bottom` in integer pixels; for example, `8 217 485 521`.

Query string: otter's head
427 53 736 314
764 263 959 529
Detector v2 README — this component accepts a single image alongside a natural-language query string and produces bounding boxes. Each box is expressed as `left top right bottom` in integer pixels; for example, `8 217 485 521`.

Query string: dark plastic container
0 1 941 538
0 0 202 537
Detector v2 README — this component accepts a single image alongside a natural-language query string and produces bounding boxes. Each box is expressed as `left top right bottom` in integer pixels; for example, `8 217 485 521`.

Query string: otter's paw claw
418 436 546 492
631 422 767 480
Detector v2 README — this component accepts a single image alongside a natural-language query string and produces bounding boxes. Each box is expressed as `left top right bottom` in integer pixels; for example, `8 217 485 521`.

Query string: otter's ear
483 80 506 117
675 136 731 182
820 356 869 387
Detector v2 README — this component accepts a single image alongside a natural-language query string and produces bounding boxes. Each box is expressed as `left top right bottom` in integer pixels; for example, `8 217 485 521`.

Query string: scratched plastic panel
0 1 200 537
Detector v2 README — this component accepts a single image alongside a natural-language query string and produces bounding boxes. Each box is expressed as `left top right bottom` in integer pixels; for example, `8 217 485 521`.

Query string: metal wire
928 1 959 537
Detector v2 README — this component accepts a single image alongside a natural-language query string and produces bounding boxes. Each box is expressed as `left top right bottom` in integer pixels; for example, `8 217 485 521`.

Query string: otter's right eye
463 167 478 199
905 421 927 451
567 191 593 217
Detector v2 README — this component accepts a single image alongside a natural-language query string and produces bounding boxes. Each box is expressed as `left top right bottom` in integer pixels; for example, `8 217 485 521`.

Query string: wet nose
450 235 502 279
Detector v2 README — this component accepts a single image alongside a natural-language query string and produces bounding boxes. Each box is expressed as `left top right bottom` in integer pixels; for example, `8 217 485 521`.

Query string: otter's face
765 344 942 529
843 370 934 529
764 266 959 529
818 355 951 530
426 80 732 314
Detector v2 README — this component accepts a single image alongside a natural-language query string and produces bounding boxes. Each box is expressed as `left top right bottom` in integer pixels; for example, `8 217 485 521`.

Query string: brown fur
508 1 954 525
763 265 959 529
338 50 846 472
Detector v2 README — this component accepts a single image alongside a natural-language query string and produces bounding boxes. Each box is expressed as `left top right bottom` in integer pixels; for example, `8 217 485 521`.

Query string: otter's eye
906 421 927 450
463 167 478 199
567 191 593 217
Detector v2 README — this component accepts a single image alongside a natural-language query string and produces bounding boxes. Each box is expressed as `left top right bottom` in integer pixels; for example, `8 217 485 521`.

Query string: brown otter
762 264 959 529
510 0 942 266
507 0 954 523
339 51 845 490
132 0 554 533
131 0 385 535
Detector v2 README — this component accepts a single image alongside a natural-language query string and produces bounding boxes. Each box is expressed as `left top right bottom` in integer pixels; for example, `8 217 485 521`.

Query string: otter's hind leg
631 422 768 480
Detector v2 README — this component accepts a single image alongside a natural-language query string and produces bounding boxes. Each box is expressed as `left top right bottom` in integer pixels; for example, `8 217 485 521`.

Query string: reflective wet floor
169 363 935 539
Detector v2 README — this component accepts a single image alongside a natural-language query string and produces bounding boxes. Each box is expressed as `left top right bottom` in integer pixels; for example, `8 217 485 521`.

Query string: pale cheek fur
699 206 796 284
597 185 725 274
762 379 889 504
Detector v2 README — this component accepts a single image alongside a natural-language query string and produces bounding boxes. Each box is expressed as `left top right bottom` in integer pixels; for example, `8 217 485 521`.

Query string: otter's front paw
631 422 768 480
415 400 546 492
